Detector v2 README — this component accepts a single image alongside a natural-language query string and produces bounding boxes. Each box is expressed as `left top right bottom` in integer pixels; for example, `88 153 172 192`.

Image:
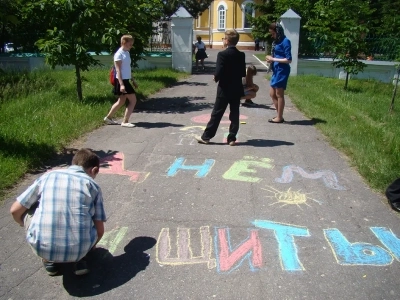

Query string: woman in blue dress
266 22 292 123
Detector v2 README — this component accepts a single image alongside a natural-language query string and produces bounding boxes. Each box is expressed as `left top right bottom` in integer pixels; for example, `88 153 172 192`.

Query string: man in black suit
196 29 246 146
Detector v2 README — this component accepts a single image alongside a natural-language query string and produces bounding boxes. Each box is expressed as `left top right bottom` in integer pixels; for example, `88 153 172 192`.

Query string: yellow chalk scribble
262 186 322 208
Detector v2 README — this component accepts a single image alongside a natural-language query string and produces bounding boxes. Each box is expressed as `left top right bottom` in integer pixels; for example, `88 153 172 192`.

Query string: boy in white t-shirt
104 35 138 128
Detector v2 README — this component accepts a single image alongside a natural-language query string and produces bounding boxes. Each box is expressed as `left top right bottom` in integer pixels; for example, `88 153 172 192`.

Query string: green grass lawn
285 75 399 193
0 68 187 201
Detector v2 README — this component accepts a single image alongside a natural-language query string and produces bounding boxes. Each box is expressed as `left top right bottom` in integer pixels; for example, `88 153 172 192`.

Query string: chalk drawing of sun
262 186 322 209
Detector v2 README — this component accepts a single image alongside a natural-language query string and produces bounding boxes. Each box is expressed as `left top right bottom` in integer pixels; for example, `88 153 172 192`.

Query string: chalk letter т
253 220 310 271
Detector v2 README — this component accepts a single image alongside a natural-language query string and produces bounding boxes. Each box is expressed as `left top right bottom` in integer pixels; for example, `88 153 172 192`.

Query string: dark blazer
214 46 246 98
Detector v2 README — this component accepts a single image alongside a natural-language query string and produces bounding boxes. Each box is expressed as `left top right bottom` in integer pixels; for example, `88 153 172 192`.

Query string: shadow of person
62 236 156 297
240 139 295 147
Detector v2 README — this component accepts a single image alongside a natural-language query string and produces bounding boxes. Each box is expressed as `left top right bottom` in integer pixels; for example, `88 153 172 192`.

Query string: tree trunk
389 67 400 113
75 65 83 101
344 72 349 90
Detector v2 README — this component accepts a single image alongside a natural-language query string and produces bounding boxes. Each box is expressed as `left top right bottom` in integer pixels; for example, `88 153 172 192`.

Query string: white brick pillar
171 7 194 73
280 9 301 76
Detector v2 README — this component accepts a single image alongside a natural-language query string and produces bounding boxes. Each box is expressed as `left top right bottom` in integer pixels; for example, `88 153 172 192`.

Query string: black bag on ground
386 178 400 212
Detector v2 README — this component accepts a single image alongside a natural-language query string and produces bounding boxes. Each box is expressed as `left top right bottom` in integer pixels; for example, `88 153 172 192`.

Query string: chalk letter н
167 157 215 178
253 220 310 271
324 229 393 266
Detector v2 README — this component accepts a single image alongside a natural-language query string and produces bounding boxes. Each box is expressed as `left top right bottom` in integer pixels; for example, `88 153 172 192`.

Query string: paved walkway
1 49 399 300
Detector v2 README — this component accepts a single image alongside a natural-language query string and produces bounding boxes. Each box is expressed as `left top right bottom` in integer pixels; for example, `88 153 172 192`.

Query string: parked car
4 43 14 53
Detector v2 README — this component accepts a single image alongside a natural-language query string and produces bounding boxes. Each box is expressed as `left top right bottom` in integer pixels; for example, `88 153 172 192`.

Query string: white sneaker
121 122 136 128
104 117 118 125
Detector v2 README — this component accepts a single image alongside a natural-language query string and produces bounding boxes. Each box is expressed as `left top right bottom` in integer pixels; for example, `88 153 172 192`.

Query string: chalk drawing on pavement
155 222 400 273
191 113 248 124
262 186 322 208
100 152 150 183
167 157 215 178
324 228 394 266
170 126 206 145
215 227 263 273
275 165 346 190
223 156 274 183
97 226 129 255
253 220 310 271
156 226 217 269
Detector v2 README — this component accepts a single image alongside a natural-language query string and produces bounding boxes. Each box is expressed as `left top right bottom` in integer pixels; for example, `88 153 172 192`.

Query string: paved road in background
1 49 399 300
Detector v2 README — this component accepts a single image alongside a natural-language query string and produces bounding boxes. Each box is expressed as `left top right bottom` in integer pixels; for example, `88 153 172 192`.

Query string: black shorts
113 79 136 96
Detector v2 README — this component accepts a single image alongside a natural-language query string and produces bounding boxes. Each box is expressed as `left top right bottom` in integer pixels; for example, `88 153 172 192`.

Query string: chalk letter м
253 220 310 271
324 228 393 266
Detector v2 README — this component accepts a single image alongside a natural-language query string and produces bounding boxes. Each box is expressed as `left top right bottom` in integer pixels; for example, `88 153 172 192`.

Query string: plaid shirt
17 165 106 262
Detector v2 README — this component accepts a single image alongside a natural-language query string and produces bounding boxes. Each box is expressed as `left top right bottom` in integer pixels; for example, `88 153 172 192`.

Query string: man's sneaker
121 122 136 128
104 117 118 125
242 100 256 107
74 259 89 276
195 136 209 144
42 259 58 276
228 141 236 146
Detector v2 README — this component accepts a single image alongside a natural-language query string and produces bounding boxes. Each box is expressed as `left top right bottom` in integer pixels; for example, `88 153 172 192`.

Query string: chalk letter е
223 157 273 183
253 220 310 271
324 229 393 266
167 157 215 178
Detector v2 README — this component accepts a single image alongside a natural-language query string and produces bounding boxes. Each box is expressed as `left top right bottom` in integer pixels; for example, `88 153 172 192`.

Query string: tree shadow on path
63 236 156 297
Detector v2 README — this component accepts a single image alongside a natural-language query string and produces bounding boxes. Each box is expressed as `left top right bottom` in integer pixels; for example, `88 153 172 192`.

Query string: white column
280 9 301 76
171 7 194 73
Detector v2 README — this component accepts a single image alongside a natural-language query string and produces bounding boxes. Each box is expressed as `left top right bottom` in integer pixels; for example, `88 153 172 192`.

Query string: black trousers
201 95 240 143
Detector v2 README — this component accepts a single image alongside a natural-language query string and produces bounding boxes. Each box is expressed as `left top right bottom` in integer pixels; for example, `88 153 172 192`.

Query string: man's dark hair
72 148 100 169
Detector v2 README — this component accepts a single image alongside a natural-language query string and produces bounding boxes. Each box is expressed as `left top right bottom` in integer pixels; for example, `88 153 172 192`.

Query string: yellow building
193 0 262 49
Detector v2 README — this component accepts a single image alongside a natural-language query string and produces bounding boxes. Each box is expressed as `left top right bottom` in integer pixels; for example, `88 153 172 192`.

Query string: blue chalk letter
167 157 215 178
371 227 400 261
324 229 393 266
253 220 310 271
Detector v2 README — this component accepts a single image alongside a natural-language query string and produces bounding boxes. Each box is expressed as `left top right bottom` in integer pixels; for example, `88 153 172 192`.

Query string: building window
218 5 226 29
242 1 255 29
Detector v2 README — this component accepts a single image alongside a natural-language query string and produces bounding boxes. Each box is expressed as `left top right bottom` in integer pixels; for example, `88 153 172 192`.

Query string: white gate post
171 7 193 73
280 9 301 76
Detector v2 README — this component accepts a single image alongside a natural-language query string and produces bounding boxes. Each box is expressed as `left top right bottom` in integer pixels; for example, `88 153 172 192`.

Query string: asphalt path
1 49 399 300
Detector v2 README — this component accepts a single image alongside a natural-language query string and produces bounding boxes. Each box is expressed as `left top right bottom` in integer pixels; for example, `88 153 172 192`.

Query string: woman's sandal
268 118 285 123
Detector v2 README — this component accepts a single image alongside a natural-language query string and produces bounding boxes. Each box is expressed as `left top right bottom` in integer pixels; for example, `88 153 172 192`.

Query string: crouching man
10 148 106 276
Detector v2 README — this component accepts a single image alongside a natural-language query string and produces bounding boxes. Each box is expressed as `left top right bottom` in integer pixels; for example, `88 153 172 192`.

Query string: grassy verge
0 68 187 201
285 75 399 193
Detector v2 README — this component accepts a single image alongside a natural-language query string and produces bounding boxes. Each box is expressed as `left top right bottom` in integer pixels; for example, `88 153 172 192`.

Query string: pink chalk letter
100 152 148 182
217 228 262 272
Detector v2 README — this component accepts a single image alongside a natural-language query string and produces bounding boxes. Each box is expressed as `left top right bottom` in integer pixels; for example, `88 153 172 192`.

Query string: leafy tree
306 0 374 89
162 0 213 19
28 0 164 101
250 0 277 53
0 0 21 52
273 0 319 57
250 0 318 55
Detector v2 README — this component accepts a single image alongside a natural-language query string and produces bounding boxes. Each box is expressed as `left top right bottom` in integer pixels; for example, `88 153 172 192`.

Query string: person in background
195 29 246 146
241 64 259 107
104 34 138 128
254 38 260 51
266 22 292 123
194 36 207 71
